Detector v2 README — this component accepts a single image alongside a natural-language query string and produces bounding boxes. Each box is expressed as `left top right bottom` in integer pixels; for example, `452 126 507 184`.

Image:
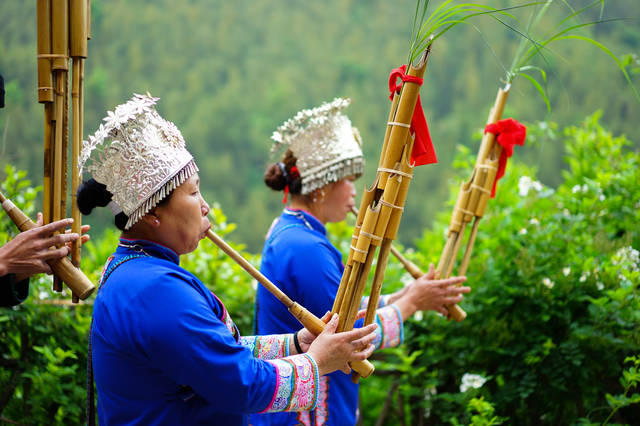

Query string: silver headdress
271 97 364 194
79 93 198 230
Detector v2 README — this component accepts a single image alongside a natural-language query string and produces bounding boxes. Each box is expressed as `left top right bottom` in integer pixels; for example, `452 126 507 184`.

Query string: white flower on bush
518 176 543 197
519 228 527 235
597 281 604 291
542 277 554 289
529 218 540 226
571 184 588 194
460 373 487 392
612 246 640 272
414 311 424 321
579 272 589 283
563 267 571 276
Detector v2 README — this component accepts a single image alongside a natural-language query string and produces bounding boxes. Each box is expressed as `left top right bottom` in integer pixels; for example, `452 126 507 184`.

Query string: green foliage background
0 0 639 251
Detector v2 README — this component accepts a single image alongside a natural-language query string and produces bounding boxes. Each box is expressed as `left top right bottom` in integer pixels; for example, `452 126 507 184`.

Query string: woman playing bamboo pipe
78 93 378 426
251 98 470 426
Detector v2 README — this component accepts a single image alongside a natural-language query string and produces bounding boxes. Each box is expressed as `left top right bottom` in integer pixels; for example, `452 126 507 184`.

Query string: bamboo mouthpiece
204 228 374 378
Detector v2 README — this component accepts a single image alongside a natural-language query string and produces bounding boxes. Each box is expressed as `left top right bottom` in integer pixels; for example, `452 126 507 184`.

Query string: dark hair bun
264 163 287 191
77 178 129 231
77 179 112 215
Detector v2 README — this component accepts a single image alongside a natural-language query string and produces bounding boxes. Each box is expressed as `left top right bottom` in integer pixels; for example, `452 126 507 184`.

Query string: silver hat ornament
271 97 364 194
79 93 198 230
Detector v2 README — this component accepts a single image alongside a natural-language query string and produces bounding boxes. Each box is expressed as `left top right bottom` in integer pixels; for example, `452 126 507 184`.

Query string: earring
154 218 160 225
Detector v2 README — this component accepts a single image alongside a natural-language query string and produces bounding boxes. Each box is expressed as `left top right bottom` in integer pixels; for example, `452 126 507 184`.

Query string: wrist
393 296 417 321
293 331 304 354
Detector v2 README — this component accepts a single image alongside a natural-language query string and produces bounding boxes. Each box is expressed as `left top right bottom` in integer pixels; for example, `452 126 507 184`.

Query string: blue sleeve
139 273 277 414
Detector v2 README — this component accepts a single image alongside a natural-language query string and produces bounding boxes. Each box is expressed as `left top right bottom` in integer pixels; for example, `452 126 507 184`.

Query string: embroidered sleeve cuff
359 294 390 310
372 304 404 350
261 354 319 413
239 334 291 359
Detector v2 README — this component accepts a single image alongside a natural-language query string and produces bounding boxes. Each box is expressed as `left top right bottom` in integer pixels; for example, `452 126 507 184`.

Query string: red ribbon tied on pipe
388 65 437 166
484 118 526 197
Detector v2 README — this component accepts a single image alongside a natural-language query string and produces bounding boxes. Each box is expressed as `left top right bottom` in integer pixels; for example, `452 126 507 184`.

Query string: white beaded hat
79 93 198 230
271 97 364 194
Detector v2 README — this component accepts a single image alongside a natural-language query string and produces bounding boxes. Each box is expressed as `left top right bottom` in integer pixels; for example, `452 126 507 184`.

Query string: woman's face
320 176 357 223
153 174 211 255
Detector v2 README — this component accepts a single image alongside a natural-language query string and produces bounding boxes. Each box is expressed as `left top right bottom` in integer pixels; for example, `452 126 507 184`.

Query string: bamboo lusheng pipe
336 46 432 353
204 229 375 378
37 0 54 224
70 0 88 275
0 191 95 299
437 85 511 320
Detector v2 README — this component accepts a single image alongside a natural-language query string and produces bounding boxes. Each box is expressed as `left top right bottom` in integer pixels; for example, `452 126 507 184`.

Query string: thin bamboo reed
70 0 88 291
204 229 375 378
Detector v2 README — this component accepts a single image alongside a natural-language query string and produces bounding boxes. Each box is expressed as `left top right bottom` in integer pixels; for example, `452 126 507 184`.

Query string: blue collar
282 208 327 236
116 238 180 264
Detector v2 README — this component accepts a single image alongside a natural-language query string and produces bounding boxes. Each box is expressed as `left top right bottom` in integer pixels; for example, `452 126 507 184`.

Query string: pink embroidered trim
261 354 319 413
315 375 329 425
211 292 240 341
297 410 312 426
359 294 390 310
295 375 329 425
239 334 290 359
376 304 404 349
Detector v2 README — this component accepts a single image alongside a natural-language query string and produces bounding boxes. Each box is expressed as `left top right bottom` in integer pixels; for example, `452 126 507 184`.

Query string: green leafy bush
357 113 639 425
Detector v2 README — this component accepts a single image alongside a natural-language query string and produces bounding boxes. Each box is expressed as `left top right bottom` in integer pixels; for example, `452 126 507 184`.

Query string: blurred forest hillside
1 0 638 251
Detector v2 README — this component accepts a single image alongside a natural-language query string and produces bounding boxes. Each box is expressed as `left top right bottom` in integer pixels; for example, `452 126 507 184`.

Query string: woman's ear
141 213 161 227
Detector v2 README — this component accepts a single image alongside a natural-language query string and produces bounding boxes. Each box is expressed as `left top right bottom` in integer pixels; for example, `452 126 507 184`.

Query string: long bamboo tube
51 74 65 293
37 1 54 224
204 229 375 378
36 0 54 103
70 0 88 272
0 192 95 299
50 0 69 293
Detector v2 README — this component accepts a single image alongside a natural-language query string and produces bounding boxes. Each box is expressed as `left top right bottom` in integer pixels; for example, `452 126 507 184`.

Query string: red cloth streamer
282 166 300 204
388 65 437 166
484 118 526 198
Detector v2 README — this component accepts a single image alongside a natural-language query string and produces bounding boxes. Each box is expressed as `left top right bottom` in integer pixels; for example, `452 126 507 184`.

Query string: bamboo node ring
470 184 491 194
387 121 411 128
379 200 404 211
350 245 368 255
376 167 413 179
359 231 382 241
